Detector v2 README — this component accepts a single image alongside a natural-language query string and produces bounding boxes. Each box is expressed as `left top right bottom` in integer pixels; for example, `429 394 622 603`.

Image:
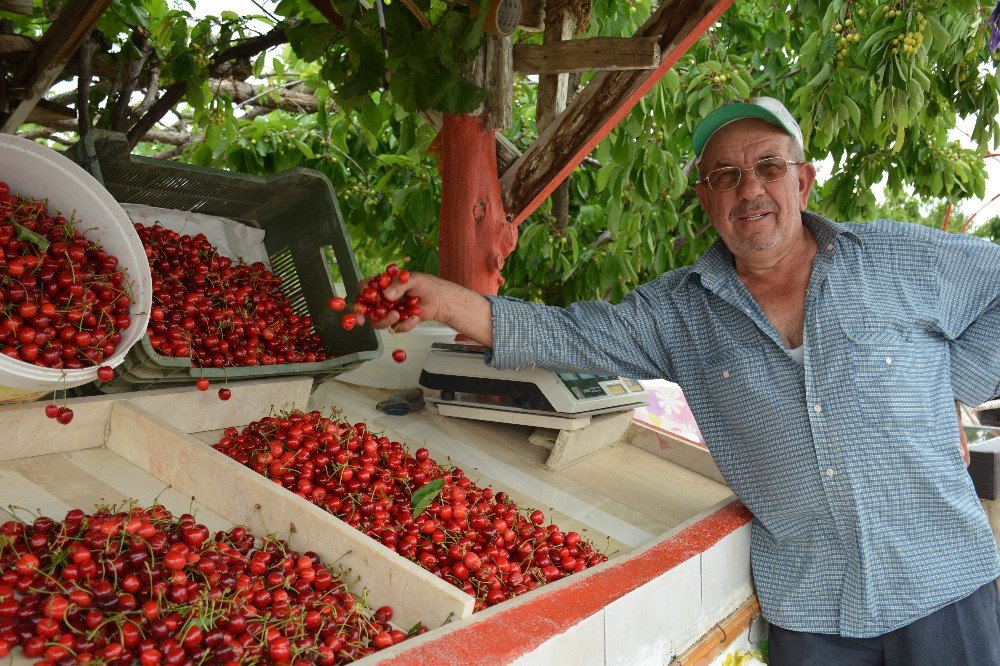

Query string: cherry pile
0 182 133 369
0 503 411 664
213 411 607 611
138 223 330 368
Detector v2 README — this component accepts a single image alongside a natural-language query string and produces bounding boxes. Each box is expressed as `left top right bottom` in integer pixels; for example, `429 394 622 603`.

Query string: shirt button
814 404 823 413
885 357 892 364
826 468 835 478
826 243 834 251
722 370 730 378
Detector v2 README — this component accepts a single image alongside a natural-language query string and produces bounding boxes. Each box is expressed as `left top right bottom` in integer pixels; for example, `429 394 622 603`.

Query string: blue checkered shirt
485 212 1000 637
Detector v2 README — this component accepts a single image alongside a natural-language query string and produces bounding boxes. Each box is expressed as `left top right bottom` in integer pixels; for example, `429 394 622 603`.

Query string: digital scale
419 342 648 430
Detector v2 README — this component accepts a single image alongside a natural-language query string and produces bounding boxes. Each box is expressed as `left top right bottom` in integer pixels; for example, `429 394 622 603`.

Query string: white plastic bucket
0 134 151 400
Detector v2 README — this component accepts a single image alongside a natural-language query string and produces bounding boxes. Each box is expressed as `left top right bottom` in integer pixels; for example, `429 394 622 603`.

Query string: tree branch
76 35 95 137
126 25 288 149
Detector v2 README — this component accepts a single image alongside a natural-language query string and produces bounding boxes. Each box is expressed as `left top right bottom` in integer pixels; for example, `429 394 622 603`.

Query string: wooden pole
437 114 517 295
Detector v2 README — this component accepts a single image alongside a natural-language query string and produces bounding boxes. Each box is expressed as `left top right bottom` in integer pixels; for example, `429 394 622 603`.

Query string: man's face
695 119 816 261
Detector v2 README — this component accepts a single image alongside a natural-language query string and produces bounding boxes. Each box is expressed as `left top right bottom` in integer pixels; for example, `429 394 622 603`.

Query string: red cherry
195 378 210 391
341 314 357 331
96 365 114 382
44 404 60 419
391 349 406 363
218 388 232 401
327 297 347 311
56 407 74 425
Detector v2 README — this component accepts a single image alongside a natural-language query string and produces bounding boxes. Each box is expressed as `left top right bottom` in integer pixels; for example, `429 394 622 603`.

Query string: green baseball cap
693 97 803 162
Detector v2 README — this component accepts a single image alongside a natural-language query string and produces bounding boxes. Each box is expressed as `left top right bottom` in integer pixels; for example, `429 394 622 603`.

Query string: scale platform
419 343 648 430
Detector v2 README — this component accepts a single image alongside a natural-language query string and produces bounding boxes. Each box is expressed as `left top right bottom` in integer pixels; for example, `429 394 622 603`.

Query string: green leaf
13 222 49 253
411 478 445 518
406 622 424 637
295 139 315 160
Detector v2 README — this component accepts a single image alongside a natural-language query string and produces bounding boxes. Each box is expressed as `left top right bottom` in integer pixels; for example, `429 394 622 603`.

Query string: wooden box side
105 401 475 628
0 397 112 462
124 377 314 434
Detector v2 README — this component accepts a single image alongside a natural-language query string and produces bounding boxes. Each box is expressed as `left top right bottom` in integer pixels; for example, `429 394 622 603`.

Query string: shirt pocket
701 345 788 432
847 330 930 428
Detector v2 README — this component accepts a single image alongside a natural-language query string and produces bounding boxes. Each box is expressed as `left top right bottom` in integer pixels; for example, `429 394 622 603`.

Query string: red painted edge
511 0 738 226
382 500 752 665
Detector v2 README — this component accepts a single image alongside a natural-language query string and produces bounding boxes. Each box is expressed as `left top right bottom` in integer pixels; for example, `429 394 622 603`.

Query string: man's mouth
735 210 773 222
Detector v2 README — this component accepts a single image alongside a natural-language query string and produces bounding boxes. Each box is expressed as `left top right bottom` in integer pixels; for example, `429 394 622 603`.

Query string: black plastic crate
67 130 380 392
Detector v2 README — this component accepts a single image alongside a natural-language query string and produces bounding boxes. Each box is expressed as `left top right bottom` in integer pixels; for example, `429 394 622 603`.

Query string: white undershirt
788 345 804 366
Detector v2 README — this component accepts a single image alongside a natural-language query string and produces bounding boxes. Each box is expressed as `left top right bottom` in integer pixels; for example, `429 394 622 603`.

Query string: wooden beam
484 34 513 131
671 595 761 665
0 33 33 56
27 98 75 124
0 0 32 16
971 438 1000 501
501 0 736 224
536 4 575 233
519 0 545 31
0 0 111 133
514 36 660 75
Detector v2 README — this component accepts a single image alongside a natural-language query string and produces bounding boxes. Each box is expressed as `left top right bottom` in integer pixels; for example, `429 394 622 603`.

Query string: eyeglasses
700 157 804 192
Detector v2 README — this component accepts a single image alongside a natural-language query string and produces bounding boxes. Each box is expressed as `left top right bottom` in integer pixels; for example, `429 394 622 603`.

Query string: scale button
607 384 626 395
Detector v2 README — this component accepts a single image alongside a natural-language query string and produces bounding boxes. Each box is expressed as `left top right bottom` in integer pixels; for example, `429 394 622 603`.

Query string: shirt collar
691 211 862 293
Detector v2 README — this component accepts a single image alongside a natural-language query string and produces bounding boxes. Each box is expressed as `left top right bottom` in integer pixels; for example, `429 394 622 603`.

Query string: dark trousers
768 580 1000 665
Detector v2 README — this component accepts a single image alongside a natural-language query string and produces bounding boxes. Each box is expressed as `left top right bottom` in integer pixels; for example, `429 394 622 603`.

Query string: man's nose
735 168 766 199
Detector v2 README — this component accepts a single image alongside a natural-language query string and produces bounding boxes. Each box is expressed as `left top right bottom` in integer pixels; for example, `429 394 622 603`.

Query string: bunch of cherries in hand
328 263 417 363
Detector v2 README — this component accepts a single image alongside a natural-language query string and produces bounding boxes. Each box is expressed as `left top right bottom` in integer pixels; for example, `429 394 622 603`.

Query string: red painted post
438 113 518 295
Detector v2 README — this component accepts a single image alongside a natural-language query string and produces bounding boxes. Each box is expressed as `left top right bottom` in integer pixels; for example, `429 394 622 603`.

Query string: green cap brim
693 103 794 157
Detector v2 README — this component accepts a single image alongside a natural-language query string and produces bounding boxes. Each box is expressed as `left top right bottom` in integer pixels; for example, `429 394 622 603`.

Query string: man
363 97 1000 664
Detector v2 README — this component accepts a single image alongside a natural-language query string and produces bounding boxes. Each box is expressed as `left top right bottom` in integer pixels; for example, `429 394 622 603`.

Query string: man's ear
798 161 817 210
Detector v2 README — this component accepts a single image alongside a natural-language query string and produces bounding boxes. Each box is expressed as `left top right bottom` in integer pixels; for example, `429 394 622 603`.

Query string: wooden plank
670 595 761 665
484 34 513 131
125 377 313 433
501 0 736 224
518 0 545 31
0 33 33 56
542 411 633 471
514 36 660 75
105 401 475 628
27 98 75 124
0 397 112 462
970 439 1000 500
0 0 32 16
0 0 111 132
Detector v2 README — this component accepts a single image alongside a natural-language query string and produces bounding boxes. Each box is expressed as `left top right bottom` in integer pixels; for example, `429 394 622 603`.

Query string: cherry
44 404 60 419
0 185 132 372
195 378 209 391
391 349 407 363
218 388 232 401
96 365 114 382
327 297 347 311
55 407 73 425
341 314 357 331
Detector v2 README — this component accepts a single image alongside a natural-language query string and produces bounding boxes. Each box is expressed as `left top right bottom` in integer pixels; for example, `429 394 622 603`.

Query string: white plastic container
0 134 152 403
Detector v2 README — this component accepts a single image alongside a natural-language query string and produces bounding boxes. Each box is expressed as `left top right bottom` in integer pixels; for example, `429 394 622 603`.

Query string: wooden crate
0 378 474 635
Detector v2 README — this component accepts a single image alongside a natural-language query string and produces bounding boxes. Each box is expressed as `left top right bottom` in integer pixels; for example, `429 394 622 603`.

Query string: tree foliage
7 0 1000 306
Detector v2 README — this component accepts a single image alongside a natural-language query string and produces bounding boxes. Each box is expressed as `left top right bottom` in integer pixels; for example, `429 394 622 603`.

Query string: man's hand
355 272 494 347
957 400 970 466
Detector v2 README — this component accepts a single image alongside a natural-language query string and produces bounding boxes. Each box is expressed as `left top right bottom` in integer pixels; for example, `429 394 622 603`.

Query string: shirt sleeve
483 284 675 381
932 231 1000 406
